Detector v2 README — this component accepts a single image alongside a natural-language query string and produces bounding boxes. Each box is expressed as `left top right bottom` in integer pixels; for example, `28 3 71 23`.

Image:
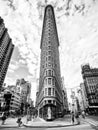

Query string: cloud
4 77 16 86
19 59 26 65
8 61 19 72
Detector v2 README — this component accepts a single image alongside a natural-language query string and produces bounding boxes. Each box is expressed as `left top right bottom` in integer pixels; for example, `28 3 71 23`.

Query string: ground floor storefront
38 103 63 120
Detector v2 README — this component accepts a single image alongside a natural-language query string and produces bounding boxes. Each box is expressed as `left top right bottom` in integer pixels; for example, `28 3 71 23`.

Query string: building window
48 100 51 103
48 56 51 61
46 57 48 61
48 70 51 76
44 79 47 85
48 78 51 85
52 78 55 85
48 51 51 55
48 88 51 96
53 88 54 95
45 88 47 95
48 46 51 50
46 70 48 76
52 70 54 76
48 62 51 67
42 65 44 68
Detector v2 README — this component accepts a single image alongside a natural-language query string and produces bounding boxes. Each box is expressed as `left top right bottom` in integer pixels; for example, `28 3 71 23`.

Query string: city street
0 115 98 130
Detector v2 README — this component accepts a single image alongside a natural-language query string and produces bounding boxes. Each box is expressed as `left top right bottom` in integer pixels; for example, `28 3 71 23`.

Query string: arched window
52 78 55 85
44 78 47 85
48 88 51 96
48 70 51 76
45 88 47 95
48 78 51 85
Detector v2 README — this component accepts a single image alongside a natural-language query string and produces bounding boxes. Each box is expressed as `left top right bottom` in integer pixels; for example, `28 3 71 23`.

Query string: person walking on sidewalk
75 112 80 125
81 110 85 119
1 112 7 125
71 111 75 124
16 117 22 127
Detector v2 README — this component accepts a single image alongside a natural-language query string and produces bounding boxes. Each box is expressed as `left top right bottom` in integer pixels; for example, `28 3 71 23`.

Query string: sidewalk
0 116 27 128
0 116 77 128
23 116 77 128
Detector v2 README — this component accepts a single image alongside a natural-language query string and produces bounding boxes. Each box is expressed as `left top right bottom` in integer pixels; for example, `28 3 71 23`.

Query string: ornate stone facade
36 5 63 120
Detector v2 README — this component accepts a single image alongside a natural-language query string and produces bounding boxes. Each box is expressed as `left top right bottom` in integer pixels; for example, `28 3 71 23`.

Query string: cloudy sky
0 0 98 102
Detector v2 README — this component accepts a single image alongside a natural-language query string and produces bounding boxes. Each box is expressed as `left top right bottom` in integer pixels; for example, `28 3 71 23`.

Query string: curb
0 123 78 128
23 123 78 128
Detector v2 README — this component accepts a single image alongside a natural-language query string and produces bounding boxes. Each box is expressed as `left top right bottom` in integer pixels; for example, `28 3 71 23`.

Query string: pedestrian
71 111 75 124
16 117 22 127
1 112 7 125
75 112 80 125
81 111 85 119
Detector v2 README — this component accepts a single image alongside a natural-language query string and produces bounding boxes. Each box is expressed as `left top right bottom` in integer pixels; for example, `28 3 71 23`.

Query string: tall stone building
61 77 69 114
36 5 63 120
81 64 98 114
0 17 14 91
16 78 31 104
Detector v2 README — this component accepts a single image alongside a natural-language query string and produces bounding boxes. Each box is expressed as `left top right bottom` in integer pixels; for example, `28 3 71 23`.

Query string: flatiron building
36 5 63 120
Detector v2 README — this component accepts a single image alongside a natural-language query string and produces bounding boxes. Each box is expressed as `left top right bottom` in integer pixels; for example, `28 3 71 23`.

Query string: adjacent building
0 17 14 91
16 78 31 114
16 79 31 104
81 64 98 114
36 5 63 120
0 79 32 115
61 77 69 114
0 86 21 113
77 83 88 112
70 91 78 112
0 91 5 111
